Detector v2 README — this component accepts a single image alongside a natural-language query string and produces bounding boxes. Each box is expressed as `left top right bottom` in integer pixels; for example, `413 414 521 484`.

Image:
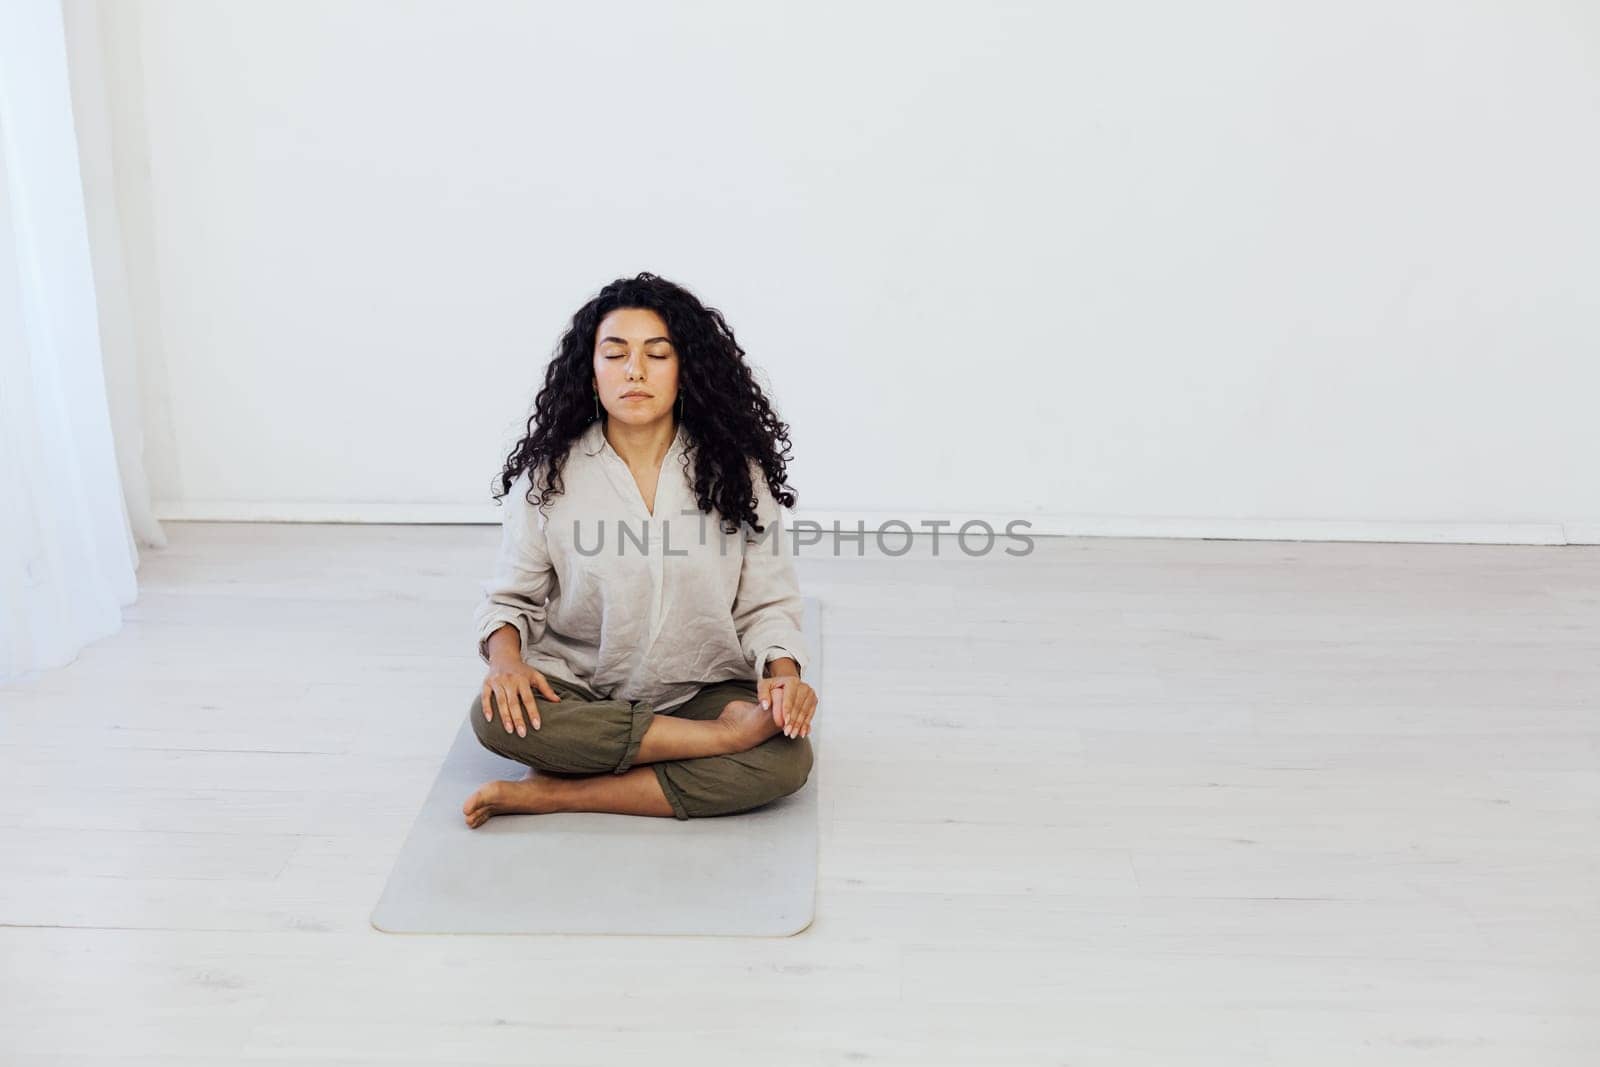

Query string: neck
603 415 677 470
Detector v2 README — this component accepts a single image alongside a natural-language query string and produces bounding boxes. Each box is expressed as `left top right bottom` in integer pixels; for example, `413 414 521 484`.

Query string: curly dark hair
491 272 796 535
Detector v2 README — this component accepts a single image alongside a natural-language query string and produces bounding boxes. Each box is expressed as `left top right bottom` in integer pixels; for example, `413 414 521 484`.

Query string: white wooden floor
2 522 1598 1065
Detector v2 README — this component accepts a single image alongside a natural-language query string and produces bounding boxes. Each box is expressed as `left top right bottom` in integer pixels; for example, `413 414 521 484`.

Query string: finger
787 693 809 737
535 672 561 702
798 692 817 736
787 689 812 738
519 678 540 730
482 683 494 722
759 678 771 712
496 684 515 734
773 683 788 734
509 685 529 738
789 693 809 739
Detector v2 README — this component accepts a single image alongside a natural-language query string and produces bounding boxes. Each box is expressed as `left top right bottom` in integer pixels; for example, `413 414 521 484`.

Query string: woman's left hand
757 675 817 739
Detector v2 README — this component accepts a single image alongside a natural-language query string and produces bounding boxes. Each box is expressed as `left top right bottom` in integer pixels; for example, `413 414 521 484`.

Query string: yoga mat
371 597 822 936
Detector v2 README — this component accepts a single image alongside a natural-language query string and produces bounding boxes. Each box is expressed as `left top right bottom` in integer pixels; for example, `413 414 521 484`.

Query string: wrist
763 655 801 680
484 624 523 669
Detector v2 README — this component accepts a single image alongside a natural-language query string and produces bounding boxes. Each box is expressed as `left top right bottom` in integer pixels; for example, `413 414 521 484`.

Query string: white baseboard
153 499 1599 546
793 512 1588 545
1563 523 1600 545
155 499 498 524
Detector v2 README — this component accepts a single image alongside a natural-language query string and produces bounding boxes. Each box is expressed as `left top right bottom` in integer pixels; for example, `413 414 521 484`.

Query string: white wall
90 0 1600 543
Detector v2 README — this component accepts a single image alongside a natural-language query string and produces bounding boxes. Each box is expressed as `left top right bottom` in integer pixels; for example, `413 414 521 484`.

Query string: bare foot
462 776 559 829
717 698 782 753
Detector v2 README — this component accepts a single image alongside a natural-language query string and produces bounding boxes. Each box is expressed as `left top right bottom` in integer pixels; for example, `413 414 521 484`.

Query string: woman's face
592 307 680 428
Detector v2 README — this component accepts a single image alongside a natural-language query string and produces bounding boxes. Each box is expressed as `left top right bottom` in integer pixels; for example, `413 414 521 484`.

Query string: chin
611 407 668 425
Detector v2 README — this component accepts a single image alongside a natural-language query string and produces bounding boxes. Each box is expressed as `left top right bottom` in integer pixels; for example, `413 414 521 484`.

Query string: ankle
716 698 777 754
710 713 747 756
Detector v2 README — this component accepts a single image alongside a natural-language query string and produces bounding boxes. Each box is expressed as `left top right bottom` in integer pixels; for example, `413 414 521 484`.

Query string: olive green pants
468 671 814 820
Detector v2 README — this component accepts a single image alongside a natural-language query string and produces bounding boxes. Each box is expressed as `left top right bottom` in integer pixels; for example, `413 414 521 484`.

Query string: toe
463 783 496 818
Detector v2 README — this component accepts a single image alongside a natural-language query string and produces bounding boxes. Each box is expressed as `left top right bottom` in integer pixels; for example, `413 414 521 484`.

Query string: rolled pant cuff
652 763 691 820
612 699 655 774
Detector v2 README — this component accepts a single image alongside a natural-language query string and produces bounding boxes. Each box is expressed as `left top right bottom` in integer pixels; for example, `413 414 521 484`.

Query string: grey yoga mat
370 597 822 937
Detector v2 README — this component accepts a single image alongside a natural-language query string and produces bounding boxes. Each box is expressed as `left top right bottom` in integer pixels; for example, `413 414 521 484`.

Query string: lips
621 392 652 399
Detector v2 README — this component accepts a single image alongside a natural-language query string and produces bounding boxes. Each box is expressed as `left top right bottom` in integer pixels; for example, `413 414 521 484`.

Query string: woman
462 272 819 828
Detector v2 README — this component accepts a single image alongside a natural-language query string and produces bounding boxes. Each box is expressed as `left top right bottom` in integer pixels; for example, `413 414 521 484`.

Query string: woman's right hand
482 659 562 737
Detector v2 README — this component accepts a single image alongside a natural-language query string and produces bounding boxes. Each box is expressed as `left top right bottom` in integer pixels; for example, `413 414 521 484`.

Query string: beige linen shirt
472 420 810 714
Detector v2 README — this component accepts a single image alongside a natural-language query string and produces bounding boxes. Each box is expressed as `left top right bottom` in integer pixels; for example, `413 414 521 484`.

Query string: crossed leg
462 672 813 827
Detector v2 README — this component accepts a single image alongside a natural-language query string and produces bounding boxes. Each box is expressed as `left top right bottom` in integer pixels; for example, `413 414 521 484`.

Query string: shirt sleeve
731 461 810 680
472 470 555 666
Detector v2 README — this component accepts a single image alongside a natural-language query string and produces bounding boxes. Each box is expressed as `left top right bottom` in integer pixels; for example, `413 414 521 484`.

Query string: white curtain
0 0 165 685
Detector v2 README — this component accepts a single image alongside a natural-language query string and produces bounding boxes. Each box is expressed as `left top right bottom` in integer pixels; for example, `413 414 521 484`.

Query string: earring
593 390 599 420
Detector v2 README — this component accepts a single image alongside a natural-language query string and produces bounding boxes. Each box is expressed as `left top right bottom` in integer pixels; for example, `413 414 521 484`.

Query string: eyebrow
599 336 673 346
